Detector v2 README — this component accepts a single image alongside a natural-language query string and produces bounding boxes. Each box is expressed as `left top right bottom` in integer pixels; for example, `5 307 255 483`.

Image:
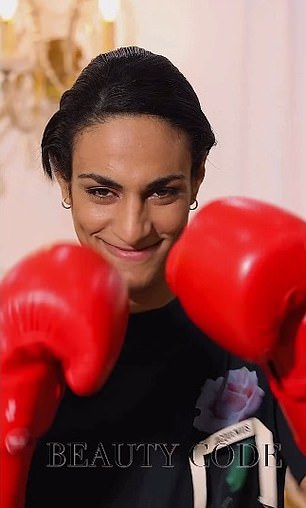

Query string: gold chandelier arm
0 0 119 134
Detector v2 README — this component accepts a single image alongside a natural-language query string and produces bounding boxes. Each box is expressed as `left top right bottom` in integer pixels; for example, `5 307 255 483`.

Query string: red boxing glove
166 197 306 454
0 243 129 508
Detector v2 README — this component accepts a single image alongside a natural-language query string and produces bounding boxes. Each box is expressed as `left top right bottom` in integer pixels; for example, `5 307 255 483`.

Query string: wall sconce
0 0 120 134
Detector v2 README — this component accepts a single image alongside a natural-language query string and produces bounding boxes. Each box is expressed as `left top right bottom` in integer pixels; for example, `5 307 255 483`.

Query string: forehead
72 115 192 183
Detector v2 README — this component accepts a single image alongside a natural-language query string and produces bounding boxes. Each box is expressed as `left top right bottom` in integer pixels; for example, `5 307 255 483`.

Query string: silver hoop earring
61 198 71 210
189 199 198 211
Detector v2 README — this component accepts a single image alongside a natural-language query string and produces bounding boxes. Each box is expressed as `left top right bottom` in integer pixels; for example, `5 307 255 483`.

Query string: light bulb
98 0 119 22
0 0 18 21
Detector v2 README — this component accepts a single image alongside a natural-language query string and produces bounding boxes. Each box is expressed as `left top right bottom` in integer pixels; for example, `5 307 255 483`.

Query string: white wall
125 0 306 213
0 131 77 273
1 0 306 272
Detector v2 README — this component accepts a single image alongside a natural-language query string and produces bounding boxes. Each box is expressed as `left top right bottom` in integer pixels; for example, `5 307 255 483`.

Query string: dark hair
42 46 215 181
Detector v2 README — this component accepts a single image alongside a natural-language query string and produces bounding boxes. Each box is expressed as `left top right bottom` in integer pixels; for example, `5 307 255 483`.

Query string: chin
120 268 161 295
123 274 153 293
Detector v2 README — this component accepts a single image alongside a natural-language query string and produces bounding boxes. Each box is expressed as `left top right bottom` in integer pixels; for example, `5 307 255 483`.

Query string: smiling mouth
99 239 162 261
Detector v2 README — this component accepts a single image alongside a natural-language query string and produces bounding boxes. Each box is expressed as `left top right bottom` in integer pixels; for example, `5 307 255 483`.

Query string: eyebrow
78 173 186 192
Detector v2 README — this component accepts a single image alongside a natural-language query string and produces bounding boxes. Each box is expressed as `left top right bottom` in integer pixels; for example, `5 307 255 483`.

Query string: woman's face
58 115 204 301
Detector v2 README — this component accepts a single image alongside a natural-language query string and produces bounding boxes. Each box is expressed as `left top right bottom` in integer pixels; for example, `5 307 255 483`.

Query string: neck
129 281 176 314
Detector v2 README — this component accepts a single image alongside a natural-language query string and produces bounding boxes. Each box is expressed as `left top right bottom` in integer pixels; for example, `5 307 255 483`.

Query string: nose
113 196 153 247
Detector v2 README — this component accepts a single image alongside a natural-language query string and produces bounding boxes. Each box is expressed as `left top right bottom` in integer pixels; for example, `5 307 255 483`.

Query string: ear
190 156 207 204
55 173 72 206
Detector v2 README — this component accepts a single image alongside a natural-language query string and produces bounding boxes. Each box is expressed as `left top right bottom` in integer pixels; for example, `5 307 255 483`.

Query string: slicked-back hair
41 46 215 181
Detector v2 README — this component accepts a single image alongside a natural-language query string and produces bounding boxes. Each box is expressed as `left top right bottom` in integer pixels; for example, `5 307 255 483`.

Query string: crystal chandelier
0 0 120 134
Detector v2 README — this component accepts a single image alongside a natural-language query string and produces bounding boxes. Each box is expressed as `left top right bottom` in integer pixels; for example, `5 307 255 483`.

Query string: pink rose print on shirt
193 367 265 433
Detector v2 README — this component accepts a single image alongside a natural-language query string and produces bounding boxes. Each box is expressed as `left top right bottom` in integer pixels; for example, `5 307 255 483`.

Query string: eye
86 187 118 201
151 188 179 199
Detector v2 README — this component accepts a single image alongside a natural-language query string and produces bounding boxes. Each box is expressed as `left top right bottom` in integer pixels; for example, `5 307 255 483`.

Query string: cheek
70 190 110 236
152 202 189 239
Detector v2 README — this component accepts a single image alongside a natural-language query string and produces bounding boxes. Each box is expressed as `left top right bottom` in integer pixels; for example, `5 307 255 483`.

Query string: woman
26 46 306 507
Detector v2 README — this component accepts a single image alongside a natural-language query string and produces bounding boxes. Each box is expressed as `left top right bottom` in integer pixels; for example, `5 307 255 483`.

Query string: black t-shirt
25 299 306 507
